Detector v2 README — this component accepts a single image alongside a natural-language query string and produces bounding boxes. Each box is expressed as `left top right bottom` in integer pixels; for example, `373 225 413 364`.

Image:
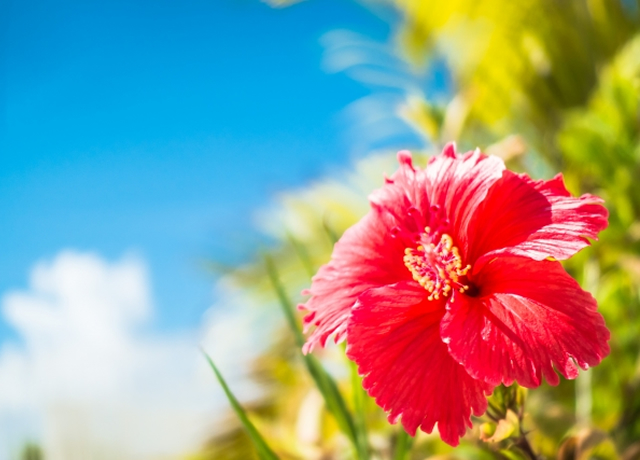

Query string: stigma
403 231 471 301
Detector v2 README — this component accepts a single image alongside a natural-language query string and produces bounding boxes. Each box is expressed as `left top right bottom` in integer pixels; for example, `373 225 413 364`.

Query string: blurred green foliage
199 0 640 458
20 443 43 460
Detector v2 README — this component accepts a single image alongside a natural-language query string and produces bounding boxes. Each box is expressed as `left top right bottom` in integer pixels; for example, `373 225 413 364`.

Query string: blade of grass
264 254 367 460
202 351 280 460
322 217 339 245
393 429 414 460
286 232 316 278
264 254 305 348
349 357 370 459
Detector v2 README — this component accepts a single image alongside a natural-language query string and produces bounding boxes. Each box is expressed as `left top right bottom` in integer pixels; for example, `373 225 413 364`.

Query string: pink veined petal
346 281 493 446
300 209 411 353
440 257 610 388
467 171 609 270
423 143 505 252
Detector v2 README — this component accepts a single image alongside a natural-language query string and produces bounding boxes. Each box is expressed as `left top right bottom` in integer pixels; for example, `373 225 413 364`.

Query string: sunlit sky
1 0 394 338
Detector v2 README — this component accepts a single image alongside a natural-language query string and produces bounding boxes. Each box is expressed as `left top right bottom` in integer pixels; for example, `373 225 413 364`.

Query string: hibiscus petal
347 281 493 446
368 150 431 235
467 172 608 269
300 210 411 353
441 257 610 388
424 143 505 252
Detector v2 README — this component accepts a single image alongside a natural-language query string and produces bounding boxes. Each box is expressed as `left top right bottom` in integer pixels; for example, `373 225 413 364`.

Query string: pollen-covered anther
403 233 471 300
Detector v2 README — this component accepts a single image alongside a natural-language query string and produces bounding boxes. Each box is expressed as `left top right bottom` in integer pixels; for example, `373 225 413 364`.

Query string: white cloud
0 250 268 460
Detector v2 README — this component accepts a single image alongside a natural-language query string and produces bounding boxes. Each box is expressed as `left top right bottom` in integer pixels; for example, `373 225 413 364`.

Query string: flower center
403 231 471 301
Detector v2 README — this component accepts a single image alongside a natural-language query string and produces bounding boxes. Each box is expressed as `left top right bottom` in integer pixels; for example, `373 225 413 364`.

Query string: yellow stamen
403 232 471 299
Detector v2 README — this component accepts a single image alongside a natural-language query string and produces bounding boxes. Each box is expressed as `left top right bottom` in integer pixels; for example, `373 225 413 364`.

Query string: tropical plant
198 0 640 458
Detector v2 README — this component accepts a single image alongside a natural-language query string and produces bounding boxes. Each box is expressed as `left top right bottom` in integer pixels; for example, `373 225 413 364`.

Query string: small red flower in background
300 144 610 446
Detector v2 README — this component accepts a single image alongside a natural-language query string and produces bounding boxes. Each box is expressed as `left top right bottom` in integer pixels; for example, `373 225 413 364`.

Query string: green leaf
263 254 305 349
202 351 280 460
264 254 366 459
350 358 370 459
286 232 316 278
499 447 530 460
322 218 339 245
480 410 519 443
393 428 414 460
486 384 524 421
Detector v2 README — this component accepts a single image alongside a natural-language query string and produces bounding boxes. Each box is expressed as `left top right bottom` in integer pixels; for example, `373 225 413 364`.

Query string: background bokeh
1 0 388 458
2 0 640 459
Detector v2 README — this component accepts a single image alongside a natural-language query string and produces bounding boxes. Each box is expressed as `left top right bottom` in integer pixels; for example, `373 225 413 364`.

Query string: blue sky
1 0 395 337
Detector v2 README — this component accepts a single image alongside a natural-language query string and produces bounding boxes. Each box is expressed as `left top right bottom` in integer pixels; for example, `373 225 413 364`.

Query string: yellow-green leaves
480 410 520 443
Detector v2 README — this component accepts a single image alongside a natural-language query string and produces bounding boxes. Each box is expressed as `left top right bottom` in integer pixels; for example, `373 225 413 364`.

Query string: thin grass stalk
263 254 367 459
202 351 280 460
350 358 370 458
393 429 414 460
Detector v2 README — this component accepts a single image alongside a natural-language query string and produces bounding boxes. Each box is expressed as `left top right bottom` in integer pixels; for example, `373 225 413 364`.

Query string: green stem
514 432 538 460
515 385 537 460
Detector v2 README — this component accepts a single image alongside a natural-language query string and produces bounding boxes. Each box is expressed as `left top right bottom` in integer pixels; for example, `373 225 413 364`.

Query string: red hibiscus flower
300 144 610 446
